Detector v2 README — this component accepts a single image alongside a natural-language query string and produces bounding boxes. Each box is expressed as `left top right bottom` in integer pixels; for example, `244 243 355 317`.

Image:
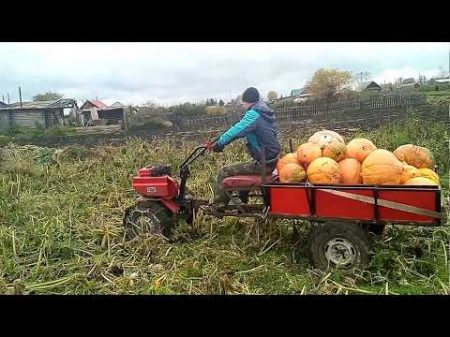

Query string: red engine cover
132 175 179 198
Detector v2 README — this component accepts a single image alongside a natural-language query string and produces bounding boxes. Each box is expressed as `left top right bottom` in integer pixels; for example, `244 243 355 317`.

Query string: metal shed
0 99 78 131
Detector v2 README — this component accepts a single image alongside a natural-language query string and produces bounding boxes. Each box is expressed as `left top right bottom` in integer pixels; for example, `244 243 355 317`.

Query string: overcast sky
0 42 449 106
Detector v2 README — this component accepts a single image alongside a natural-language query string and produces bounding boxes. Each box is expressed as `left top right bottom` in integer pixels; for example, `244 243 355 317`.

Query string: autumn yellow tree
308 69 353 102
267 91 278 101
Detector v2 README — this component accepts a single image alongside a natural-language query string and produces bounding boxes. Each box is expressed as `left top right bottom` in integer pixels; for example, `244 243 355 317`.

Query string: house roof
396 82 421 88
290 89 302 96
1 99 77 110
435 78 450 83
46 98 78 109
0 101 7 108
291 85 311 97
402 78 416 84
299 86 311 96
5 100 55 109
81 99 108 110
90 100 108 109
110 101 126 108
360 81 382 90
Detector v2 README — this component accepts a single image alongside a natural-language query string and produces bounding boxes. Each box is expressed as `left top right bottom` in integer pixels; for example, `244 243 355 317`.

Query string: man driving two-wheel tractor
206 87 281 213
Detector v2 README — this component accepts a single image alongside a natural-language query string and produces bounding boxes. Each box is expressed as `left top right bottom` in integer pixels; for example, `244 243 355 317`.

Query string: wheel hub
124 206 161 237
324 237 359 267
134 212 157 232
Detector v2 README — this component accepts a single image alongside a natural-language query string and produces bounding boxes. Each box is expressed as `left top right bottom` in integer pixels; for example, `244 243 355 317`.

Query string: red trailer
265 183 442 226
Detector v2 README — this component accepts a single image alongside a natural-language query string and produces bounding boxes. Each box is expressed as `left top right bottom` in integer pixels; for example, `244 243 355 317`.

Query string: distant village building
79 99 108 125
290 85 312 103
78 99 130 128
290 88 302 97
396 78 421 89
0 99 78 132
435 78 450 86
358 81 382 92
109 101 126 108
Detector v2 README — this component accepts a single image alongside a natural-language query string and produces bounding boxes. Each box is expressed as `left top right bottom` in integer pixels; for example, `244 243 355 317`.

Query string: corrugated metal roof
0 98 78 111
47 99 78 109
90 100 108 109
402 78 416 84
80 99 108 110
290 89 301 96
291 85 311 97
5 100 55 109
110 101 126 108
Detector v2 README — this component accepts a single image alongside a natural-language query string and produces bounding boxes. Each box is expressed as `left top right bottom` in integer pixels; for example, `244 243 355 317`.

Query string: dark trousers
214 160 277 204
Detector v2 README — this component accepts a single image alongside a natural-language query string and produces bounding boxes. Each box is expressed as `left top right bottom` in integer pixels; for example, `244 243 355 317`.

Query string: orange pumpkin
338 158 362 184
277 153 299 173
404 177 437 186
400 163 420 184
361 149 403 185
308 130 345 145
346 138 377 162
320 140 347 162
393 144 434 169
418 168 440 185
296 142 322 166
307 157 341 184
279 163 306 183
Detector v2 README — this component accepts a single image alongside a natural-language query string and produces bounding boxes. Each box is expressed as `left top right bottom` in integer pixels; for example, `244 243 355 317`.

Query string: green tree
32 91 63 101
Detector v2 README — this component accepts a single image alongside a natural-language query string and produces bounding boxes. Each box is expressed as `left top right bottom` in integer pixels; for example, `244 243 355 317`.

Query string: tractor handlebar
179 137 220 170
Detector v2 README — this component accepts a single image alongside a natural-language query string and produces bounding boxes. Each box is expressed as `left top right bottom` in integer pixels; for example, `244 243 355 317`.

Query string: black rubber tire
307 221 372 270
123 202 172 240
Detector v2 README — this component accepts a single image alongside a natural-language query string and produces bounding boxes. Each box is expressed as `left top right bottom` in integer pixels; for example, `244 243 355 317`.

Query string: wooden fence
168 94 427 130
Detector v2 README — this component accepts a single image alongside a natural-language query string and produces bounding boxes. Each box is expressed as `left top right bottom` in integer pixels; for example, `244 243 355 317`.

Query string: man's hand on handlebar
205 140 224 153
212 143 224 152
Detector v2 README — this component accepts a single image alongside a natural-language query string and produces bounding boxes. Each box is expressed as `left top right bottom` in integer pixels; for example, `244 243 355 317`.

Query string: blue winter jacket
217 101 281 164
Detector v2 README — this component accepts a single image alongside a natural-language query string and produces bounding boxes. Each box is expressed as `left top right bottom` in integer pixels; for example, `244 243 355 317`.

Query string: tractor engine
132 165 179 198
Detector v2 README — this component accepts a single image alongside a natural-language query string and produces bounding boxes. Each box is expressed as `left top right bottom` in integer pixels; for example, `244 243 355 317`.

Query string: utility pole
18 86 22 107
7 93 10 104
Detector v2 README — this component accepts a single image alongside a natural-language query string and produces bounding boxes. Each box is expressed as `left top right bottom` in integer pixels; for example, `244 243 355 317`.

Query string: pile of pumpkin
276 130 440 186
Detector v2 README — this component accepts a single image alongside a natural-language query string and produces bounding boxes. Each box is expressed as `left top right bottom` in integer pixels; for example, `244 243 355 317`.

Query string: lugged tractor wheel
123 202 171 240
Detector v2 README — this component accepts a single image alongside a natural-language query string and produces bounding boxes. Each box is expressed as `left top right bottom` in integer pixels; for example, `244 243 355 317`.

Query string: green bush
47 125 76 137
205 106 227 115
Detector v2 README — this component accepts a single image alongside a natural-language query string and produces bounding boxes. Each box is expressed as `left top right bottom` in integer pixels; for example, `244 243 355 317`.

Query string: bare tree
354 71 372 90
438 66 448 78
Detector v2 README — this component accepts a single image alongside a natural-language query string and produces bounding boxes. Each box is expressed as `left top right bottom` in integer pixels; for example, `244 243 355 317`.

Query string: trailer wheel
123 202 172 240
307 221 372 270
